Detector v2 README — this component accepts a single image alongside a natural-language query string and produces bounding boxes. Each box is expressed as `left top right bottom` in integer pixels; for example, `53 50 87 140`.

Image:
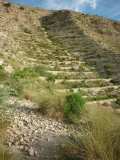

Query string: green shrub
19 6 24 10
11 68 38 80
23 27 32 34
3 2 11 8
46 74 56 83
11 66 50 80
116 97 120 105
64 92 85 123
115 98 120 109
5 78 23 97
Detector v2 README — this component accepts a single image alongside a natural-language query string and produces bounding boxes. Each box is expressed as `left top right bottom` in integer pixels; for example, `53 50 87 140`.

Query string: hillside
0 1 120 160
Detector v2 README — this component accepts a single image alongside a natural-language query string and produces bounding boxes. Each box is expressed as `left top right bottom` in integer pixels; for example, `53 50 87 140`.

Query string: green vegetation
46 74 56 83
11 66 49 80
3 2 11 8
116 97 120 107
64 92 85 123
2 66 55 98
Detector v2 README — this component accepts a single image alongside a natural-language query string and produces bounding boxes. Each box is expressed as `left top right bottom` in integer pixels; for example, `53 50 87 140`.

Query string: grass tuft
62 106 120 160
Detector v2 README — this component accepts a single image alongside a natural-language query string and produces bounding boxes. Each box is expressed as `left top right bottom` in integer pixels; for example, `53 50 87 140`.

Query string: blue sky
8 0 120 20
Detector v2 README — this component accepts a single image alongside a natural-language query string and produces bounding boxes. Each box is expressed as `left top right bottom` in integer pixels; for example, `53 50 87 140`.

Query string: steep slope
73 12 120 53
41 10 120 84
0 2 59 69
0 2 120 160
0 2 119 104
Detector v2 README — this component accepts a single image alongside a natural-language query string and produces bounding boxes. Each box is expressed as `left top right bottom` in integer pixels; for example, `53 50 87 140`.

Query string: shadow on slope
40 10 120 84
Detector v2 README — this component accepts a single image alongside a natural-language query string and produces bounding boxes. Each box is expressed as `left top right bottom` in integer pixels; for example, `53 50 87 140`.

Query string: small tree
3 2 11 8
46 74 56 83
64 92 85 123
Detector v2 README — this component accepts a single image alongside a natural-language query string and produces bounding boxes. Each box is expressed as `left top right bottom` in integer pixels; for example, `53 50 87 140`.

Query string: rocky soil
4 98 76 160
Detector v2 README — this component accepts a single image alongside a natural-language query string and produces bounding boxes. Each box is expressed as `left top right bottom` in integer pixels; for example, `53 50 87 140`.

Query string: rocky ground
4 98 76 160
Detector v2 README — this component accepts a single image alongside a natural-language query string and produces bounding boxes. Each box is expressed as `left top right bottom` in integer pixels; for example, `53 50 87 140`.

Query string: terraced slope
0 2 120 160
0 2 120 106
40 10 120 104
41 11 120 81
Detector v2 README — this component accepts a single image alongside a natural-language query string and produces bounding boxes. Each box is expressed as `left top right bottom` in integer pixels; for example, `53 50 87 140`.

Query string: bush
11 68 38 80
3 2 11 8
64 92 85 123
19 6 24 10
23 27 32 34
116 97 120 105
11 66 50 80
5 78 23 97
46 74 56 83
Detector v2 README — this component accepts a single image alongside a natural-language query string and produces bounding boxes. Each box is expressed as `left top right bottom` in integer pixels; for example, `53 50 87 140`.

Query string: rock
5 102 76 159
4 65 14 73
0 59 4 65
8 142 12 147
28 147 35 156
19 145 24 150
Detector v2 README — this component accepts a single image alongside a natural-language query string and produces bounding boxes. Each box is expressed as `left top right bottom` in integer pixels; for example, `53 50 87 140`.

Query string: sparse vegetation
3 2 11 8
19 6 24 10
62 106 120 160
11 66 52 80
0 145 18 160
0 2 120 159
64 92 85 123
116 97 120 106
46 74 56 83
23 87 66 119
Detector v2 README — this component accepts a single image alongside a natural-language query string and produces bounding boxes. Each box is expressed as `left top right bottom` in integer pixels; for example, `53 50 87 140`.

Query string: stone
28 147 35 156
4 65 14 73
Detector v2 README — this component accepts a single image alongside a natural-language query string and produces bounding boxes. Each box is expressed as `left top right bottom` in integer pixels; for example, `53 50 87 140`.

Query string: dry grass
0 112 20 160
0 144 21 160
62 106 120 160
21 80 66 119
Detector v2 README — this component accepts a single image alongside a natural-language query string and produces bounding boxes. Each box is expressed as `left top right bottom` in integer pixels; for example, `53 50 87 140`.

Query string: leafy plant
3 2 11 8
11 66 51 80
64 92 85 123
46 74 56 83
